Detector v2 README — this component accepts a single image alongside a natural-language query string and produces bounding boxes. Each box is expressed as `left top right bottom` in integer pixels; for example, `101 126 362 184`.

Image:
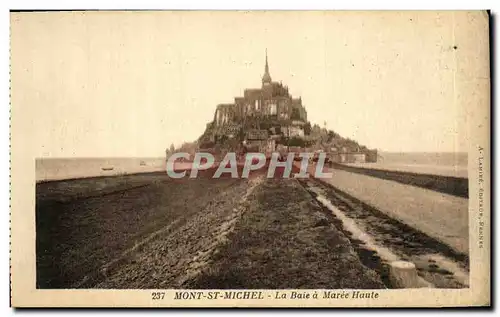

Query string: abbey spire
262 49 272 86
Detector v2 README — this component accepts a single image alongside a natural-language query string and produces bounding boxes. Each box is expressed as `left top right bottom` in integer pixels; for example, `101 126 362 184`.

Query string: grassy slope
36 173 242 288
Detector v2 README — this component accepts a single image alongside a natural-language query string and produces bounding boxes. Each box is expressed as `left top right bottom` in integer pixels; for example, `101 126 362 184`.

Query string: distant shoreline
35 157 167 183
36 170 167 184
35 153 468 184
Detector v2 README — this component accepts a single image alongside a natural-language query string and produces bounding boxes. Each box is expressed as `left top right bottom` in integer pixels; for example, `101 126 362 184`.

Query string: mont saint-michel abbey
198 51 377 162
199 52 311 153
214 52 307 126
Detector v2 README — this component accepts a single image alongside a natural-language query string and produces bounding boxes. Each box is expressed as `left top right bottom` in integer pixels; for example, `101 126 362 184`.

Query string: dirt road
36 171 384 289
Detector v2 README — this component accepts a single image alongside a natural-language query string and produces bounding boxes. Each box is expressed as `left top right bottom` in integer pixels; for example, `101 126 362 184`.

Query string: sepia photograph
9 10 490 307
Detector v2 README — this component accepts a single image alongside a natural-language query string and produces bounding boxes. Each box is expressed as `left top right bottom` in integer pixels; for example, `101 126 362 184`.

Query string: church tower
261 49 272 86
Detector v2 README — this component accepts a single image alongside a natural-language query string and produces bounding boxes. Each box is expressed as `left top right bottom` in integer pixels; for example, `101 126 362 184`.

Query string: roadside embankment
313 166 469 256
36 172 245 288
331 163 468 198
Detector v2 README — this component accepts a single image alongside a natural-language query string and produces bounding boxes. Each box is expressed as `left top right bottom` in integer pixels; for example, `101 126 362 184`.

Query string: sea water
35 157 166 182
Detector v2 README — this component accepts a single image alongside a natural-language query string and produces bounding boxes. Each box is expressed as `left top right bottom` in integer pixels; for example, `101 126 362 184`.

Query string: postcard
10 10 490 307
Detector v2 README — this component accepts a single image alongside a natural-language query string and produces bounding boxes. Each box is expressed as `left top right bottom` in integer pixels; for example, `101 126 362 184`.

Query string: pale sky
12 11 485 157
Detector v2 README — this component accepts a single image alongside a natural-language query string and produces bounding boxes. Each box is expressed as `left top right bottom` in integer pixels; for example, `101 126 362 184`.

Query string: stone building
213 51 308 128
194 52 376 161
